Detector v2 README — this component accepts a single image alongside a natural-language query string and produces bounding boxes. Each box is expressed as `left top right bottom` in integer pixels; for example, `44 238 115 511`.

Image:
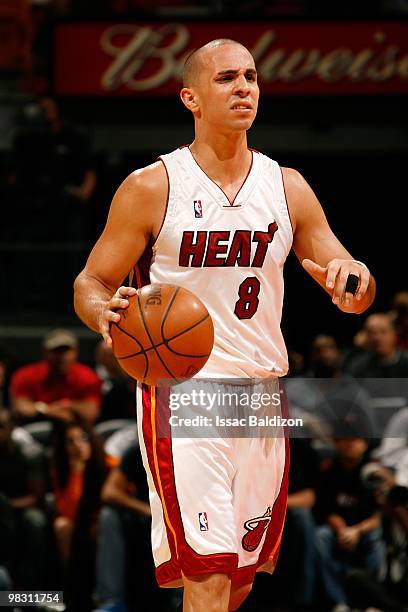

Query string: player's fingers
302 258 327 282
102 331 112 348
109 296 130 310
333 267 350 304
101 310 121 346
106 309 121 325
356 268 370 301
115 286 137 298
326 260 341 291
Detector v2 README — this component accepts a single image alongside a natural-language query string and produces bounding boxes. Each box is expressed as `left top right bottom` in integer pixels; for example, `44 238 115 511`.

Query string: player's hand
302 258 370 312
101 286 137 347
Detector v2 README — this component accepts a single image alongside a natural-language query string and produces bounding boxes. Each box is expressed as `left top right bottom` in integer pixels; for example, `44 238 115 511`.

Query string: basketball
111 284 214 385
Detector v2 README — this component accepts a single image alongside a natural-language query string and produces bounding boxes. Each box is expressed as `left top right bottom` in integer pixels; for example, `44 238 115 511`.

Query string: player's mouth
230 101 253 112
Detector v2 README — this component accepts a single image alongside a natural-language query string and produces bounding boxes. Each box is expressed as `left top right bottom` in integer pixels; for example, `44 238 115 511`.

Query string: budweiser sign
55 22 408 95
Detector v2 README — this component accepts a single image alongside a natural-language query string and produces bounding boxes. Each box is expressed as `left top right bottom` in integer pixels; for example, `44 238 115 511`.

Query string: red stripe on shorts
144 386 238 586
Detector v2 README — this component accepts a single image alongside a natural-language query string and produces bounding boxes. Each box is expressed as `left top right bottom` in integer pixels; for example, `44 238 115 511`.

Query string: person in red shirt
11 329 102 424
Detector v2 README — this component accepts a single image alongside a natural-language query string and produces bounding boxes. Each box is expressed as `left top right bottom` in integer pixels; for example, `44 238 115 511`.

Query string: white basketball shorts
136 380 289 589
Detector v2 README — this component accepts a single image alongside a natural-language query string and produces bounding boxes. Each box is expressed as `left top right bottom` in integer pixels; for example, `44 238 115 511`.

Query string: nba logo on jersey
198 512 209 531
193 200 203 218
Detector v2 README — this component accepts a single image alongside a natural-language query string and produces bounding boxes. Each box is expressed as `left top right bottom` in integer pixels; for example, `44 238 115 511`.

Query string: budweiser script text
101 23 408 91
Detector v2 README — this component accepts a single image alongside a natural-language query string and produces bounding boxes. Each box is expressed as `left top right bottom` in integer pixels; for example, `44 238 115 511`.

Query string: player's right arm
73 162 168 345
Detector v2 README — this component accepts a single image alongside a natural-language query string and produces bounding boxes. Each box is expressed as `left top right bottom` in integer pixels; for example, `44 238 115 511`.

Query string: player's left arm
282 167 376 314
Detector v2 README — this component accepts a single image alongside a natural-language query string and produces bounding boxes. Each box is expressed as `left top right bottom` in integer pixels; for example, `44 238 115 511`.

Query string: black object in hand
345 273 359 296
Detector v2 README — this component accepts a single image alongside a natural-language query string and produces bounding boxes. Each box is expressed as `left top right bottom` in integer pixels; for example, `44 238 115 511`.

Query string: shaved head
182 39 251 88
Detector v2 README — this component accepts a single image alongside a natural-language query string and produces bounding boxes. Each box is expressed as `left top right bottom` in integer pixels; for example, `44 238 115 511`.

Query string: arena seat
94 418 135 441
22 420 53 447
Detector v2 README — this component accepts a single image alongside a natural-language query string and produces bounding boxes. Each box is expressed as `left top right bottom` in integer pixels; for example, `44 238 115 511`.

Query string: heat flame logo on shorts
242 507 272 552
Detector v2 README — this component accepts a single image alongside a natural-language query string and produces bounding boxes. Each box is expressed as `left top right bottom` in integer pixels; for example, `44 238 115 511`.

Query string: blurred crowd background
0 0 407 611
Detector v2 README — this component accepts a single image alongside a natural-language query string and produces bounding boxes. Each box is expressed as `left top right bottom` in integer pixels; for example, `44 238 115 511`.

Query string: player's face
195 45 259 132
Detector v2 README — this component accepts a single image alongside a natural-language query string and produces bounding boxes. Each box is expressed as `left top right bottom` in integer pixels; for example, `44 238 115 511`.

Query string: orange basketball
111 284 214 385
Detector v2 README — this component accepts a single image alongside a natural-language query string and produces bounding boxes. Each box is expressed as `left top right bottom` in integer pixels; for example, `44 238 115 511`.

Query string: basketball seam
113 324 153 374
160 288 212 358
163 313 212 358
160 285 180 333
137 289 179 384
112 320 150 358
115 315 212 360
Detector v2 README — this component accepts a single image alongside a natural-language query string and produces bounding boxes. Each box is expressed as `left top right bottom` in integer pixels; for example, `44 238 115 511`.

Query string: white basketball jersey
136 146 293 378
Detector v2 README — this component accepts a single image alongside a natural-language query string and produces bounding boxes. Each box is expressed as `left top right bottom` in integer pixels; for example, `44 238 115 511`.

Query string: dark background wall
0 2 407 365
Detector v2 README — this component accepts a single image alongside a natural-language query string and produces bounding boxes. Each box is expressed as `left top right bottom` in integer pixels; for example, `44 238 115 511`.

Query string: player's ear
180 87 200 114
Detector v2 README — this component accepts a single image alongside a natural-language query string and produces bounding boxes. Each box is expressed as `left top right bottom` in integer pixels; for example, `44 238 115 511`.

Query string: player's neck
189 130 251 182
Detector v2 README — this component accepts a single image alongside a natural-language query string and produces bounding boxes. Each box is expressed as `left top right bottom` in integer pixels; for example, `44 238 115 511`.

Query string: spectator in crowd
287 346 305 377
390 291 408 351
371 406 408 489
271 437 319 610
381 481 408 605
358 459 408 609
51 419 107 610
315 417 385 612
0 344 17 410
94 440 155 612
342 327 370 374
349 313 408 378
0 355 8 409
11 329 101 425
38 95 96 206
95 341 136 422
12 95 96 241
285 335 374 439
0 408 48 589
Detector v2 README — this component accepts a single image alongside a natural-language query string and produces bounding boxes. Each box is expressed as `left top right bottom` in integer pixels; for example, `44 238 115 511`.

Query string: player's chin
229 115 256 130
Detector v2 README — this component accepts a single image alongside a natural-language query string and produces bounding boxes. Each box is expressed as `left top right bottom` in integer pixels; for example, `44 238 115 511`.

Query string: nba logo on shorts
198 512 209 531
193 200 203 218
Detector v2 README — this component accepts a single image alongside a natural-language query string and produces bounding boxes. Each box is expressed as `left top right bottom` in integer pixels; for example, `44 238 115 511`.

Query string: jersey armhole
151 156 170 247
279 166 295 235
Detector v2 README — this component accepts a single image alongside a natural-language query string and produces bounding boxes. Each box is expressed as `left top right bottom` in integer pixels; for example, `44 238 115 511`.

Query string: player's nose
233 74 251 96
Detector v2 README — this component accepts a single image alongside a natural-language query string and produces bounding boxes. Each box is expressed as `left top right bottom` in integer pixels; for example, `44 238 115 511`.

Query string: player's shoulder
110 160 168 227
280 167 310 233
280 167 324 232
121 160 168 198
280 167 307 192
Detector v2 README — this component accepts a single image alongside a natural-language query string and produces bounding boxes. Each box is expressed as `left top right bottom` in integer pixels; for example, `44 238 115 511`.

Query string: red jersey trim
279 166 294 235
187 147 254 207
152 158 170 247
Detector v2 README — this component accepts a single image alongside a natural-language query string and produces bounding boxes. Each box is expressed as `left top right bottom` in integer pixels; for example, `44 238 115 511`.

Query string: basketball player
74 40 375 611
